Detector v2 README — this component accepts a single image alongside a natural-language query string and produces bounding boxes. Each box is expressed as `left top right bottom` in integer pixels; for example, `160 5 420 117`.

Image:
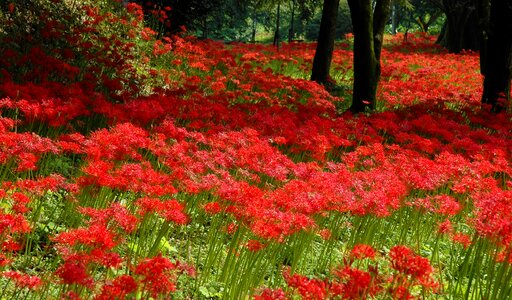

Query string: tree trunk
311 0 340 85
373 0 391 61
347 0 391 113
391 2 398 35
273 3 281 49
438 0 481 53
251 19 257 43
202 19 208 39
481 0 512 112
417 12 442 33
478 0 490 75
421 11 441 33
288 0 296 43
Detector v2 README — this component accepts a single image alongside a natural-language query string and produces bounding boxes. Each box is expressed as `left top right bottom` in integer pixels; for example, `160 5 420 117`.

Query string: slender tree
391 1 399 34
413 0 442 33
481 0 512 112
347 0 391 113
310 0 340 85
288 0 296 42
273 2 281 48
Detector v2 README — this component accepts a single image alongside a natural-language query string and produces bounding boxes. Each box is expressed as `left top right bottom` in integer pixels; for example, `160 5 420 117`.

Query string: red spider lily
246 239 266 252
55 260 93 287
496 248 512 264
203 201 222 215
451 232 472 249
79 203 139 233
331 266 381 299
94 275 137 300
351 244 377 260
283 267 328 300
0 131 58 172
253 288 288 300
0 1 511 298
62 291 82 300
408 194 462 216
2 271 42 290
14 174 72 195
437 219 453 235
318 228 331 240
79 160 177 196
0 254 12 267
249 210 315 241
175 261 197 277
473 188 512 247
52 224 118 251
134 254 178 297
136 197 189 224
10 192 31 214
389 245 434 279
388 245 439 293
85 123 150 161
0 213 31 235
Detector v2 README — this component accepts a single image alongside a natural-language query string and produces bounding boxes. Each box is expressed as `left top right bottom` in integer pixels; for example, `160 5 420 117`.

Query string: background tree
391 0 442 35
295 0 321 39
310 0 340 85
135 0 224 35
347 0 392 113
264 0 322 45
304 1 352 40
436 0 481 53
412 0 443 32
288 0 297 42
480 0 512 112
273 2 282 47
198 1 252 40
248 3 271 42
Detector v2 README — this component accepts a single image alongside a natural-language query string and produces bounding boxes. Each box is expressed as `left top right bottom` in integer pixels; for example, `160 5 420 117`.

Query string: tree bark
481 0 512 112
391 2 398 35
477 0 490 74
437 0 481 53
251 19 257 43
310 0 340 85
347 0 391 113
288 0 296 43
273 2 281 49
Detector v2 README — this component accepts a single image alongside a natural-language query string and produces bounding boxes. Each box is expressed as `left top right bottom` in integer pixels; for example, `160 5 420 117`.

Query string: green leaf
199 286 211 297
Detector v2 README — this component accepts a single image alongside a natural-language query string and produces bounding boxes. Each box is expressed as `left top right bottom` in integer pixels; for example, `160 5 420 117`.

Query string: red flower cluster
0 0 511 298
282 244 437 299
134 255 178 297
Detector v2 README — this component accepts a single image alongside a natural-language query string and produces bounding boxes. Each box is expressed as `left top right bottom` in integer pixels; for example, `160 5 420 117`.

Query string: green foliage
305 0 352 41
390 0 445 34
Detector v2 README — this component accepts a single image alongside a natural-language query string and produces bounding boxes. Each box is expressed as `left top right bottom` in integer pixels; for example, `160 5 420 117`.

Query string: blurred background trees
131 0 448 43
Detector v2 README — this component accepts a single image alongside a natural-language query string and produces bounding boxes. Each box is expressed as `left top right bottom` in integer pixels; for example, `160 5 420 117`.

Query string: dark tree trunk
311 0 340 85
438 0 481 53
201 19 208 39
391 2 398 35
251 20 257 43
288 0 296 43
273 3 281 49
373 0 391 61
347 0 391 113
478 0 490 75
481 0 512 112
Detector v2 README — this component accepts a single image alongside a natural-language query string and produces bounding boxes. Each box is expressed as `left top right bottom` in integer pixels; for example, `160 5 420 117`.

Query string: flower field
0 1 511 299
